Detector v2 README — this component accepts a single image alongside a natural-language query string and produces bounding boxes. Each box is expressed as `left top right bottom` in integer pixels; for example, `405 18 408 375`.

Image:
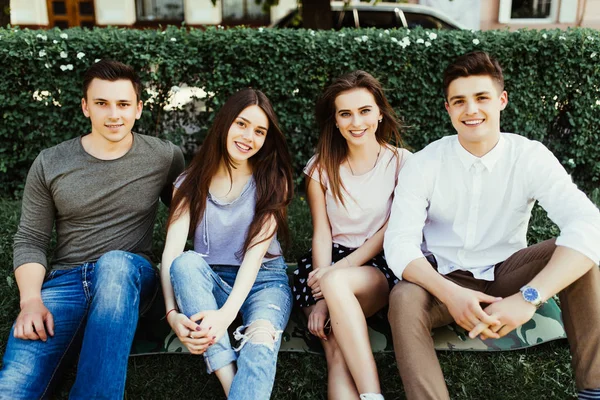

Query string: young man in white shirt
384 51 600 400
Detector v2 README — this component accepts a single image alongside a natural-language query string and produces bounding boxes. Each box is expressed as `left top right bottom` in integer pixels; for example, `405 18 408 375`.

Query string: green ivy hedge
1 26 599 196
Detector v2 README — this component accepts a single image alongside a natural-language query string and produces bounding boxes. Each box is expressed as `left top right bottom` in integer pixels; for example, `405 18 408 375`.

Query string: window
356 10 399 29
332 10 357 29
136 0 184 22
403 12 454 29
498 0 558 24
47 0 95 28
222 0 269 24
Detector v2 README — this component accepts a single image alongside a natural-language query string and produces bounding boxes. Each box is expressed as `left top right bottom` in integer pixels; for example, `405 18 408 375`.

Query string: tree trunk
0 0 10 27
302 0 333 29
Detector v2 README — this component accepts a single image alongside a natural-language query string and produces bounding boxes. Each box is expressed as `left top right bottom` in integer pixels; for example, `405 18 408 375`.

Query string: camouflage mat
131 282 566 356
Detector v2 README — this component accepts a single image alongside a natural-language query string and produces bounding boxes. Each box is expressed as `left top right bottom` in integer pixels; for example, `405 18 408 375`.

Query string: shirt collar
453 134 505 172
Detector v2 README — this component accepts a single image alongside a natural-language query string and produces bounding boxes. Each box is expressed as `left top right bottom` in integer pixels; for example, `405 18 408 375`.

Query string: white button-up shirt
384 133 600 281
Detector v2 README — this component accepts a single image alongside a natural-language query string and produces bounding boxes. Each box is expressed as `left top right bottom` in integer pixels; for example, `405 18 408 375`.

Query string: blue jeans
0 250 157 400
170 251 292 400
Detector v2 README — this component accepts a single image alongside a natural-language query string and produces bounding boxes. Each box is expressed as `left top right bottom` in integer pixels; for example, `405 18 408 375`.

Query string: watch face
523 287 539 302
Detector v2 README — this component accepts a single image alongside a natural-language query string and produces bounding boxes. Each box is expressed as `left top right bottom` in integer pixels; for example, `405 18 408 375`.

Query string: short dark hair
443 51 504 99
82 60 142 101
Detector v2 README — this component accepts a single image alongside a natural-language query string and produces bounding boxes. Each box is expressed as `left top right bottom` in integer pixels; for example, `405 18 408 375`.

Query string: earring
378 118 383 123
335 124 339 129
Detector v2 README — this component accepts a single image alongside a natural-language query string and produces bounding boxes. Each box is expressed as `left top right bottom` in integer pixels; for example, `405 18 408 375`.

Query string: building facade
9 0 600 30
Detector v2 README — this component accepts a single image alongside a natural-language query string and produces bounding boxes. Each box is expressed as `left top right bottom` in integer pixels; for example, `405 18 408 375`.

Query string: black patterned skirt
292 243 400 308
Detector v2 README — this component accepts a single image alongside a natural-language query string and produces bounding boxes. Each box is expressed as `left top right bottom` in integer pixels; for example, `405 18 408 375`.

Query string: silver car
271 1 466 30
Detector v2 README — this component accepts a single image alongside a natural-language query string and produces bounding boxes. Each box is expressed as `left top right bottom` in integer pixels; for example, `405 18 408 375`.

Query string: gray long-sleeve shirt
13 133 185 271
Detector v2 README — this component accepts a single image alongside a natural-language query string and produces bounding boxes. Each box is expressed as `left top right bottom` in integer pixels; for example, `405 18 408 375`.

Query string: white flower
60 51 68 58
37 34 48 41
44 63 51 69
542 33 547 39
170 85 180 93
170 37 176 42
378 33 382 38
39 50 46 57
384 29 389 35
310 30 316 36
361 35 368 42
77 52 85 59
425 41 431 47
258 27 264 33
591 52 597 58
292 88 299 95
60 65 68 71
567 158 576 168
391 37 398 43
472 38 480 45
67 64 73 70
338 33 346 37
559 35 566 40
161 30 166 34
53 40 58 44
354 37 362 43
60 33 68 39
416 38 424 44
428 32 437 40
586 35 593 41
95 58 101 63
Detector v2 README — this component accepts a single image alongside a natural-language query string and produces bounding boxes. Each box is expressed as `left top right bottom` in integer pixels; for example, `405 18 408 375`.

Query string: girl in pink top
292 71 410 400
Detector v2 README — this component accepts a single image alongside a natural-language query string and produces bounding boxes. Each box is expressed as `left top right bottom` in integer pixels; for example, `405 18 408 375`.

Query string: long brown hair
311 70 404 205
168 88 293 257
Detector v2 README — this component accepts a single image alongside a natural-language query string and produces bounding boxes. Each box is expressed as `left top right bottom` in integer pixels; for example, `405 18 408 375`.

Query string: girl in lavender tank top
160 88 293 400
292 71 411 400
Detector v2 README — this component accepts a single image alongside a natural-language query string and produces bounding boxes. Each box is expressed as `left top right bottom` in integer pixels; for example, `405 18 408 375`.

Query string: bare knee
236 320 280 351
321 268 348 297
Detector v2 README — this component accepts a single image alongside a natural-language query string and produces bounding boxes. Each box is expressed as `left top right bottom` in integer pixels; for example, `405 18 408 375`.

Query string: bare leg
215 363 236 397
320 266 389 395
303 306 359 399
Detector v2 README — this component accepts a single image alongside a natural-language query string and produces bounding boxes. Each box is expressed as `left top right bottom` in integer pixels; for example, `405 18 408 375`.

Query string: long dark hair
168 88 293 256
311 70 404 205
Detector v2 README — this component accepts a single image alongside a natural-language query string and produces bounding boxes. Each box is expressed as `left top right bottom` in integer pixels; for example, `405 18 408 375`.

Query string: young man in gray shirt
0 60 185 399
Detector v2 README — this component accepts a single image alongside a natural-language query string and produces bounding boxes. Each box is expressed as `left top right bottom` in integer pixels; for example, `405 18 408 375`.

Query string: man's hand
469 293 537 340
166 311 213 354
14 298 54 342
443 286 502 336
307 300 330 341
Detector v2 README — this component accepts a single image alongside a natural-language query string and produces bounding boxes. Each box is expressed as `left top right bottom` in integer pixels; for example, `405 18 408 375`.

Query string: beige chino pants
388 239 600 400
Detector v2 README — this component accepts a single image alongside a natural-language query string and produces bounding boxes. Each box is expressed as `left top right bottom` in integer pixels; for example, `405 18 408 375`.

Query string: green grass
0 195 592 399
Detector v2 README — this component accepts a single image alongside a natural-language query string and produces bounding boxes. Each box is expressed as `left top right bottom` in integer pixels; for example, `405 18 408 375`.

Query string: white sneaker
359 394 384 400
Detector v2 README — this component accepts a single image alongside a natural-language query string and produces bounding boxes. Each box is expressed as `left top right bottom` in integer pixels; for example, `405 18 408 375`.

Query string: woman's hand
167 311 214 355
308 300 330 341
192 309 235 345
307 265 333 300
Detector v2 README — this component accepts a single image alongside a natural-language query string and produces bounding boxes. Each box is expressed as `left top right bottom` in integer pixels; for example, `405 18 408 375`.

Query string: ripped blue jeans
170 251 292 400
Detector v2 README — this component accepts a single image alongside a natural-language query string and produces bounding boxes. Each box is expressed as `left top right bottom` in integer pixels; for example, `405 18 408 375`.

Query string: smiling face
226 105 269 165
445 75 508 154
81 78 142 145
334 88 382 147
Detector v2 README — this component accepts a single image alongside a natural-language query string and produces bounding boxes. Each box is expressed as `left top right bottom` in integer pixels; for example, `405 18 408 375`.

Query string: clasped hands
167 309 233 355
444 287 537 340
